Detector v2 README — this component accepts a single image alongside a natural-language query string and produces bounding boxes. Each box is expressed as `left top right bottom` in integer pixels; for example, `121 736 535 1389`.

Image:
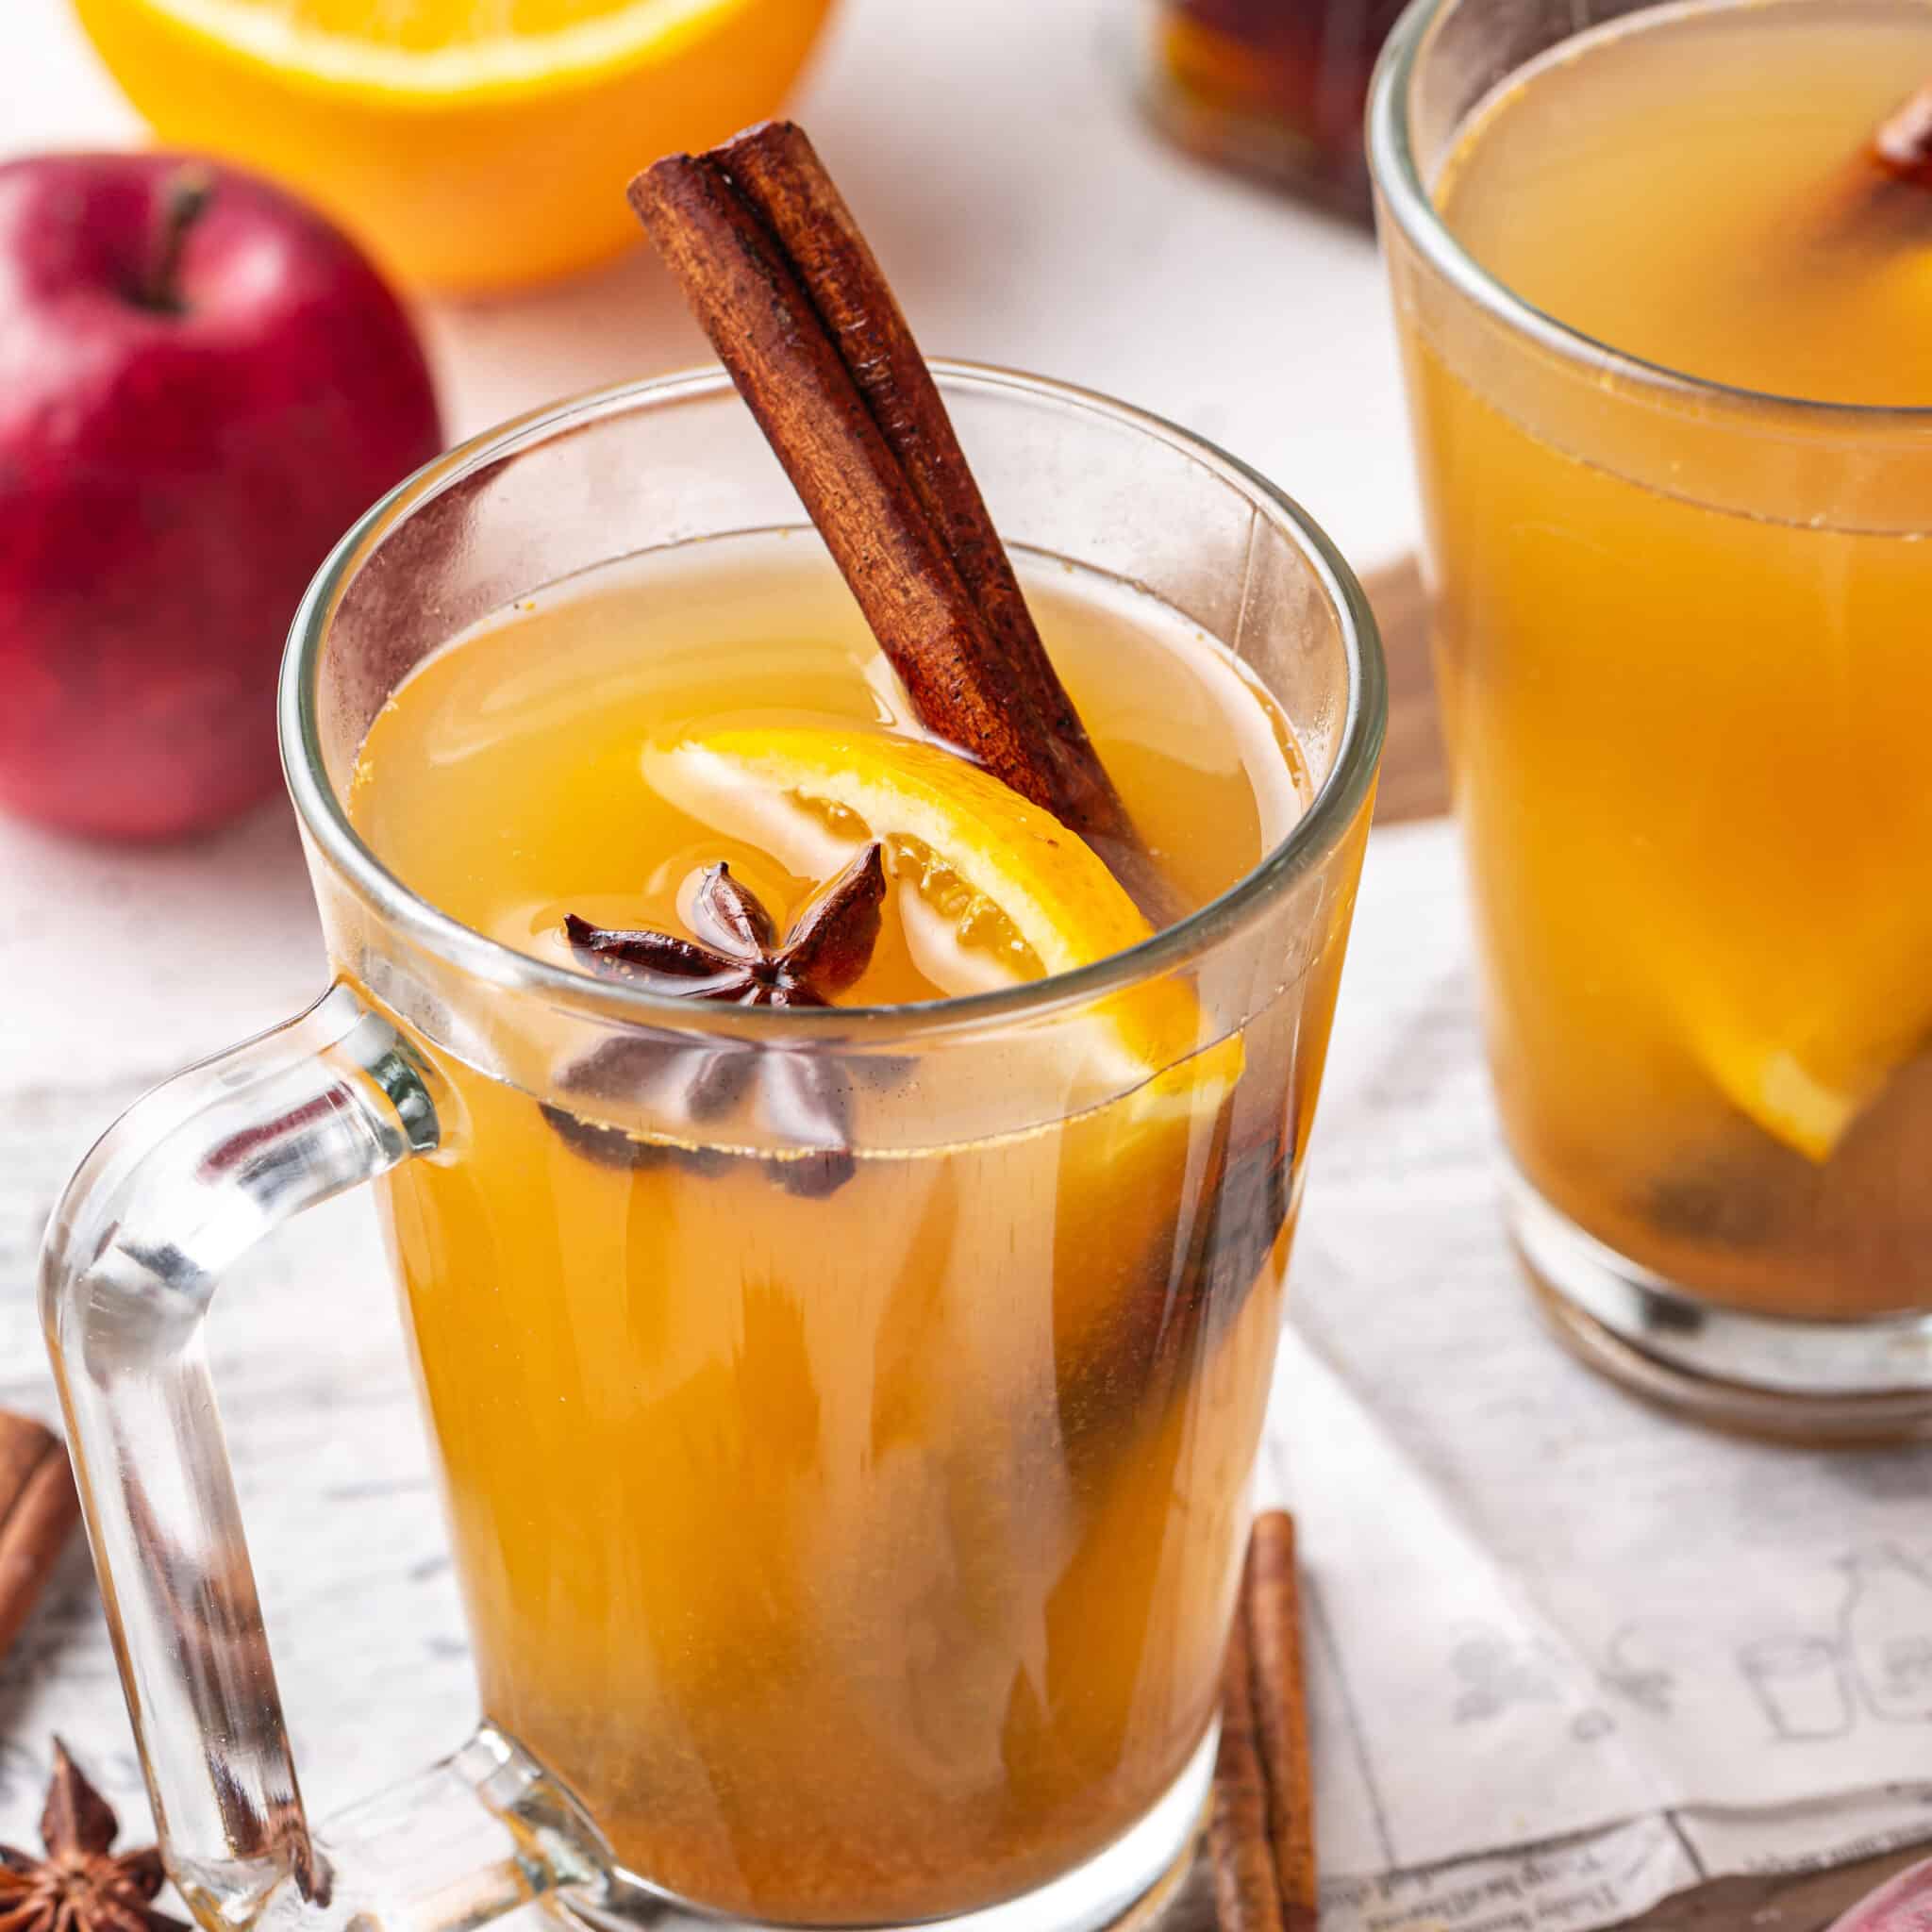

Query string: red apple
0 153 443 840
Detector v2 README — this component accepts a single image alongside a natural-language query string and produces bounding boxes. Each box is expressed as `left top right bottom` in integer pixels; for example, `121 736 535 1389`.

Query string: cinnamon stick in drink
627 125 1176 924
717 125 1130 852
629 117 1285 1379
1874 81 1932 186
1211 1510 1317 1932
1807 75 1932 245
0 1412 79 1663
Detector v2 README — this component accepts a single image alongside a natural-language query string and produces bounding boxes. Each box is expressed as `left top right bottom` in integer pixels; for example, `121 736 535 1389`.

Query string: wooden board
1616 1843 1932 1929
1360 555 1450 826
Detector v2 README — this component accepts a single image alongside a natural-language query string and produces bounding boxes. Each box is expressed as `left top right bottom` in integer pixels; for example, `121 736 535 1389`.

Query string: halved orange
72 0 837 291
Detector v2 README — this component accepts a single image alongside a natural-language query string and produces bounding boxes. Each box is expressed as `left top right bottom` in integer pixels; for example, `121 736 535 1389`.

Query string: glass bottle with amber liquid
1135 0 1407 220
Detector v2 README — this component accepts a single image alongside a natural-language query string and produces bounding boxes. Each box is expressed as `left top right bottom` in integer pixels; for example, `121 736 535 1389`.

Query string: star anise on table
0 1740 188 1932
542 844 889 1197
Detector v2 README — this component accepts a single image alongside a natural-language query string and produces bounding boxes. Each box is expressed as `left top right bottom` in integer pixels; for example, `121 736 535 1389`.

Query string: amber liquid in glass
1407 0 1932 1319
347 535 1315 1921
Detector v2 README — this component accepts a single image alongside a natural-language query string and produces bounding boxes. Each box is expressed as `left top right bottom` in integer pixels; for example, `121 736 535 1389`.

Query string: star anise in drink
0 1740 188 1932
562 843 886 1010
541 844 888 1196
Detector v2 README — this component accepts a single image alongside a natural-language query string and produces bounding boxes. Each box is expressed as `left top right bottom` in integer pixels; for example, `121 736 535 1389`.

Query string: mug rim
1366 0 1932 429
279 362 1387 1043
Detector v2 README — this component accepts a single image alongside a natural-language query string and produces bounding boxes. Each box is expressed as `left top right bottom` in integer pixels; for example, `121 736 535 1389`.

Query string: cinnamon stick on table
0 1412 79 1662
627 124 1176 925
1211 1510 1318 1932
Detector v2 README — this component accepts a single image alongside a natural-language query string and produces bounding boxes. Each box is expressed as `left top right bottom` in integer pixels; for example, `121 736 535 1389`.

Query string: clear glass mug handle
39 986 615 1932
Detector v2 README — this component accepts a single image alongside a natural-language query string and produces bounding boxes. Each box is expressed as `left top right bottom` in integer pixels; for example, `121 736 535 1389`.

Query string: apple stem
142 170 215 313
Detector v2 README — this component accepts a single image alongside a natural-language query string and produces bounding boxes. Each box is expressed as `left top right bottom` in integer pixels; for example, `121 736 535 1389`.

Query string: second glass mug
40 370 1383 1932
1371 0 1932 1438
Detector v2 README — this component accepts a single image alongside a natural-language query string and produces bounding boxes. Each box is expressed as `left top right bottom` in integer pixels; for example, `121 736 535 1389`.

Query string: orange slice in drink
1677 951 1932 1163
647 725 1244 1111
1650 859 1932 1167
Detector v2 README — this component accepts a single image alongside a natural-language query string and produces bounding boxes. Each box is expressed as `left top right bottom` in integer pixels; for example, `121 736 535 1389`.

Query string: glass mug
40 370 1383 1932
1371 0 1932 1438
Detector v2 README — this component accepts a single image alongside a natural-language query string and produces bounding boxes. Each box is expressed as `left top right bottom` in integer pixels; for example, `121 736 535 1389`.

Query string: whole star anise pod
0 1740 188 1932
542 845 889 1196
563 843 886 1008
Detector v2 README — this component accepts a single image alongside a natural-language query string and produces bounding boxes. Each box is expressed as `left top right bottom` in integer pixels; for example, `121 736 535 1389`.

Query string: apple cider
345 533 1330 1922
1392 0 1932 1324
